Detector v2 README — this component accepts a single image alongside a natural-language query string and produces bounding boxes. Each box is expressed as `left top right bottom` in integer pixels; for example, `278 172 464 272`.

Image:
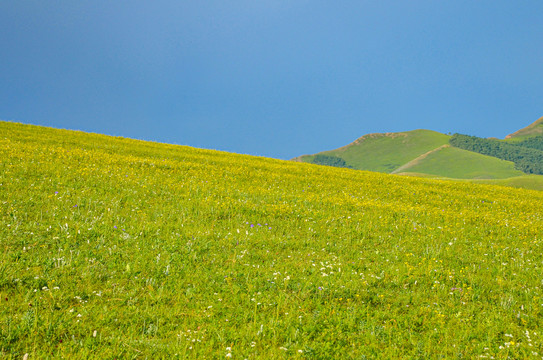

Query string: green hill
295 117 543 190
294 129 450 173
2 120 543 358
449 133 543 175
392 145 525 179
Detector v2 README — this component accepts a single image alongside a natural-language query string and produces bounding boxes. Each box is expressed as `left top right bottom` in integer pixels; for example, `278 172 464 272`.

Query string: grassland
470 175 543 191
295 130 450 173
295 125 543 190
2 121 543 359
395 145 525 179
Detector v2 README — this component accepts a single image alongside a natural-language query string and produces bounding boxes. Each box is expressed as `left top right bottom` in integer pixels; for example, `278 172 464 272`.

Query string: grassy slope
301 129 450 173
396 145 525 179
2 121 543 358
470 175 543 191
504 116 543 140
296 129 540 188
396 171 543 191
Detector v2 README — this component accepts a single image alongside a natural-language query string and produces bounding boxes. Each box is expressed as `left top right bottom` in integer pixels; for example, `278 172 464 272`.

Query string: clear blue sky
1 1 542 159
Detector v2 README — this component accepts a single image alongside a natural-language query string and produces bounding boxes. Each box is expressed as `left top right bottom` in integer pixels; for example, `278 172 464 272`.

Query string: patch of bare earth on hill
390 144 450 174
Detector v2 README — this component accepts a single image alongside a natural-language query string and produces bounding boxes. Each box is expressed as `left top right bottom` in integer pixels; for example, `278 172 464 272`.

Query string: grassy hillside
295 121 543 189
2 121 543 358
505 116 543 140
470 175 543 191
450 133 543 175
394 145 525 179
297 130 450 173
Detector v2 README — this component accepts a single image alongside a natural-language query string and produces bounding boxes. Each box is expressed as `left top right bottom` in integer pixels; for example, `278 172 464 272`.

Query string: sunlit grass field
2 121 543 359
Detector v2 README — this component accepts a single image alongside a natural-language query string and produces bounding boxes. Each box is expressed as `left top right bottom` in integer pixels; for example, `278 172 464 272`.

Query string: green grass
470 174 543 191
397 145 525 179
395 172 543 192
2 121 543 358
298 129 450 173
296 127 543 189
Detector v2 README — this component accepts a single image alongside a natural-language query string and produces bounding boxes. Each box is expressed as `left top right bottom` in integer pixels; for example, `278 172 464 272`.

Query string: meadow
1 121 543 359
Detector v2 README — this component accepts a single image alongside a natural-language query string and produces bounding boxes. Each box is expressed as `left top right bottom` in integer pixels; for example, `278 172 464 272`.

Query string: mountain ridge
294 117 543 190
505 116 543 139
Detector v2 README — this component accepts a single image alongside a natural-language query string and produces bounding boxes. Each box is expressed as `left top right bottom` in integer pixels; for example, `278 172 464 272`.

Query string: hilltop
2 120 543 358
505 116 543 139
294 117 543 190
294 130 450 173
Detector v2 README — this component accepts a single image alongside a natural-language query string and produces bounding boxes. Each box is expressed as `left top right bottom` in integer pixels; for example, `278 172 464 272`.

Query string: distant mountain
293 117 543 190
505 116 543 139
293 129 450 173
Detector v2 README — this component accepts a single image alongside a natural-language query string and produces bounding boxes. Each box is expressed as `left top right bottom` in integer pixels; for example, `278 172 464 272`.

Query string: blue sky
1 1 542 159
